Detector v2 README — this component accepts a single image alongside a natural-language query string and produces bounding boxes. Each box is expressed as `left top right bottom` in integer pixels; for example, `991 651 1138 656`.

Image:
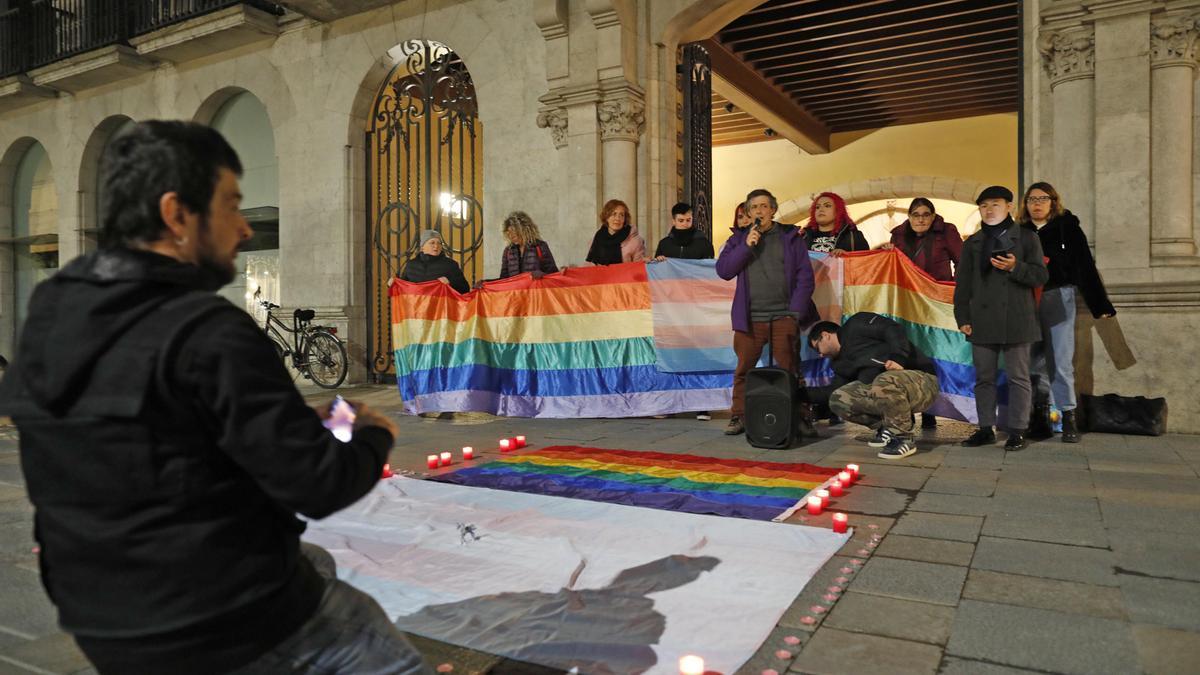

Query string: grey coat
953 221 1048 345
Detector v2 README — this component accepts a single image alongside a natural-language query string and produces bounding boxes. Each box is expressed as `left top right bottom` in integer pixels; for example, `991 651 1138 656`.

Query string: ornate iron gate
365 40 483 380
679 42 712 240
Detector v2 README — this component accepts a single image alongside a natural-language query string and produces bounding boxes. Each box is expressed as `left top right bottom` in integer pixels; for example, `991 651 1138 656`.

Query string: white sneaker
696 411 712 421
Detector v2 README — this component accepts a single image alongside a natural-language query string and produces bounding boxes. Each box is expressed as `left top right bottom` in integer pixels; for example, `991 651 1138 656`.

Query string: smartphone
323 395 357 442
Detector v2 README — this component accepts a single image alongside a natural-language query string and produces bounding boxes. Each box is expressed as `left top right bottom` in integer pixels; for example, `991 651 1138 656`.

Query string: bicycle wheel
302 329 348 389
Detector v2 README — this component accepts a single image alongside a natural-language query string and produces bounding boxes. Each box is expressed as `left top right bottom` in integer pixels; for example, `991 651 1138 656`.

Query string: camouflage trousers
829 370 940 435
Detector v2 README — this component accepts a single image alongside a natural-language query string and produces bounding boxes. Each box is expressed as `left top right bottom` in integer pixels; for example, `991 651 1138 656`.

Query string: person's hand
530 270 545 280
437 276 450 285
879 243 895 250
386 277 397 288
1100 312 1115 319
989 253 1016 272
652 255 666 262
350 402 399 439
960 324 972 336
746 228 762 247
884 359 904 371
829 249 845 257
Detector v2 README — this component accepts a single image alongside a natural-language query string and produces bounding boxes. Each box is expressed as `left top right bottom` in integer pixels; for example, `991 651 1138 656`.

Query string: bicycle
258 298 348 389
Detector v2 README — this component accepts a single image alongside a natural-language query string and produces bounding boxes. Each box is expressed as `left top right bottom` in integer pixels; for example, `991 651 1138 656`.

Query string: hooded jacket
400 252 471 293
1032 210 1115 318
715 223 818 333
806 312 938 404
586 223 646 265
0 248 392 674
653 226 715 260
888 216 963 282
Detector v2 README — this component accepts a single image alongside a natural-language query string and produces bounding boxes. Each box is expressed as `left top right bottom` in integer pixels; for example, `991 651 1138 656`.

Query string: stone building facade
1 0 1198 430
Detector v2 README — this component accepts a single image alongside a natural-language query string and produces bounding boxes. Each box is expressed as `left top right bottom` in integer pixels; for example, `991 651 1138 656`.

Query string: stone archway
776 175 990 223
78 115 136 251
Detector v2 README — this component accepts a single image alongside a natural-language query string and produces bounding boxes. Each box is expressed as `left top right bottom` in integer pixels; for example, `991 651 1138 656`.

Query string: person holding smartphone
953 186 1048 451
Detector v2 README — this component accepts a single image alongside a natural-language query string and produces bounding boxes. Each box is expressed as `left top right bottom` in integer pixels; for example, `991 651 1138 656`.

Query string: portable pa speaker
745 366 797 449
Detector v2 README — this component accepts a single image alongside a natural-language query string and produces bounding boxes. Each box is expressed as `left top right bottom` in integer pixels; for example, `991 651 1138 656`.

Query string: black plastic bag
1080 394 1167 436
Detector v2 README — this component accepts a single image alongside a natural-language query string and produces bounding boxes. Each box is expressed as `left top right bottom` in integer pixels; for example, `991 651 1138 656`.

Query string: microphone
752 217 762 232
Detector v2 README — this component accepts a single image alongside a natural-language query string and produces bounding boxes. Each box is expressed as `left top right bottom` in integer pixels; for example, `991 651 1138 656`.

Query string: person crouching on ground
807 313 941 460
400 229 471 293
653 201 716 421
586 198 646 265
953 186 1048 451
715 188 817 436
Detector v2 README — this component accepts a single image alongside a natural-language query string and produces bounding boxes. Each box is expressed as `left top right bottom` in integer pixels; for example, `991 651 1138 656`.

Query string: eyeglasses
1026 196 1053 204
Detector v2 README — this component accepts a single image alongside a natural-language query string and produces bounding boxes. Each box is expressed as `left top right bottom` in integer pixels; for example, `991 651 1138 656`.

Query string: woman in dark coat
399 229 470 294
881 198 963 282
1018 182 1115 443
499 211 558 279
586 199 645 265
802 191 869 255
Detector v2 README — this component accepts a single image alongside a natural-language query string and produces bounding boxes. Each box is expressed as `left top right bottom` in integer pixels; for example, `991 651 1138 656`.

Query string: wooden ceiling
711 92 776 146
710 0 1019 144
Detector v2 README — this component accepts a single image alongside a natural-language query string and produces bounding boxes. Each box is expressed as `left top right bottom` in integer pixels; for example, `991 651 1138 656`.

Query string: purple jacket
499 240 558 279
715 224 818 333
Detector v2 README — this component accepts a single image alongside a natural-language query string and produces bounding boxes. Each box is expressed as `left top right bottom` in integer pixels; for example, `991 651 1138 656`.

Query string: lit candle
516 435 527 448
806 495 823 515
381 463 394 478
499 438 513 452
678 654 705 675
426 454 439 469
439 451 452 467
828 480 844 497
816 489 830 508
462 446 474 461
832 512 849 534
847 463 860 480
838 470 853 486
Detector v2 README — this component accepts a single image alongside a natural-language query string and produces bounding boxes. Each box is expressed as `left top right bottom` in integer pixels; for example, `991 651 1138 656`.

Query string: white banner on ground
304 478 849 675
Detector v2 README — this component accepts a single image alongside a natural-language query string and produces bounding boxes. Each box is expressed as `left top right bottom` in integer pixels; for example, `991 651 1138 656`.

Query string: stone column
597 91 645 215
1150 13 1200 263
1038 26 1096 242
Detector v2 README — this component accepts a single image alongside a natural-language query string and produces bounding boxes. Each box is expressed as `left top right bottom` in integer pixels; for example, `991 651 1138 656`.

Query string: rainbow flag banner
430 446 841 521
390 262 732 418
391 250 980 423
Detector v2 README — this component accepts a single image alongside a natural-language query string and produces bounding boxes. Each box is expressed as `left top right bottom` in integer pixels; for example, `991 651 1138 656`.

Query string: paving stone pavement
0 384 1196 674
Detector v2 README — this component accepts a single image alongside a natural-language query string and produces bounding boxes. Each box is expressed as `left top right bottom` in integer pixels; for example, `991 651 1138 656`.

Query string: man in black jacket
653 202 715 261
0 122 428 674
807 313 941 460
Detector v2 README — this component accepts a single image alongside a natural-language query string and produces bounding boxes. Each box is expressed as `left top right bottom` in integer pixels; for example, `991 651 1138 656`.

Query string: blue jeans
229 544 432 674
1032 286 1077 411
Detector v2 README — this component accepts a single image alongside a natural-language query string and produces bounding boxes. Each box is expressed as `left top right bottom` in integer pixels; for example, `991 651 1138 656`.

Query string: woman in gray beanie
398 229 470 293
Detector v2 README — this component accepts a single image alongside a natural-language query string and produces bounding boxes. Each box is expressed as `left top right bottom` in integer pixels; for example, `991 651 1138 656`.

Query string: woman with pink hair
802 192 868 256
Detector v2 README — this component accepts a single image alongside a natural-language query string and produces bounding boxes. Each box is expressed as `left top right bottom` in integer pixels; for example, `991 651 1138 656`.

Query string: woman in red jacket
881 198 964 282
880 198 963 429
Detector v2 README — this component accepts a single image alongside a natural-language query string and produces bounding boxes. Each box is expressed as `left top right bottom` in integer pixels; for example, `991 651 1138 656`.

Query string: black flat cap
976 185 1013 204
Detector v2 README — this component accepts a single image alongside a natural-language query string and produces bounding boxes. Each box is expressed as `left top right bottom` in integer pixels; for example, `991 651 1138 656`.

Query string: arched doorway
206 90 279 317
365 39 483 379
79 115 136 252
9 141 57 334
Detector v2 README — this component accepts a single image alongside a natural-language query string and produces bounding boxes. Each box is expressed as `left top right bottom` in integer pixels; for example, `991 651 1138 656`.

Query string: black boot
961 426 996 447
1004 431 1028 451
1061 409 1081 443
1027 402 1053 440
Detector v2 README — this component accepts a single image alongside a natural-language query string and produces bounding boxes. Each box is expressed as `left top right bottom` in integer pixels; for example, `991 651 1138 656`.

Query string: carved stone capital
1151 14 1200 67
536 107 568 149
597 96 645 142
1038 27 1096 86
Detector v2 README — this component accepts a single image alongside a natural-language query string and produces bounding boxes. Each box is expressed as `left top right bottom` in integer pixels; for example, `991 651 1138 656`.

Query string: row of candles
425 435 527 469
806 463 859 534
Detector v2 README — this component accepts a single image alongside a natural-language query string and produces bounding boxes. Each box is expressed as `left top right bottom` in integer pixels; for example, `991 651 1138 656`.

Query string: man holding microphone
715 189 818 436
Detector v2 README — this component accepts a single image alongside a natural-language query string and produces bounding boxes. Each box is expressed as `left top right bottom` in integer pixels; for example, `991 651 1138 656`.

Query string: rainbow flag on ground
430 446 841 521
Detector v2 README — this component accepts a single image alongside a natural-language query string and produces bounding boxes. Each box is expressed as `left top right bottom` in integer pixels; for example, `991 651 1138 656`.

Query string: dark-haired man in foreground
808 313 941 460
0 121 429 674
